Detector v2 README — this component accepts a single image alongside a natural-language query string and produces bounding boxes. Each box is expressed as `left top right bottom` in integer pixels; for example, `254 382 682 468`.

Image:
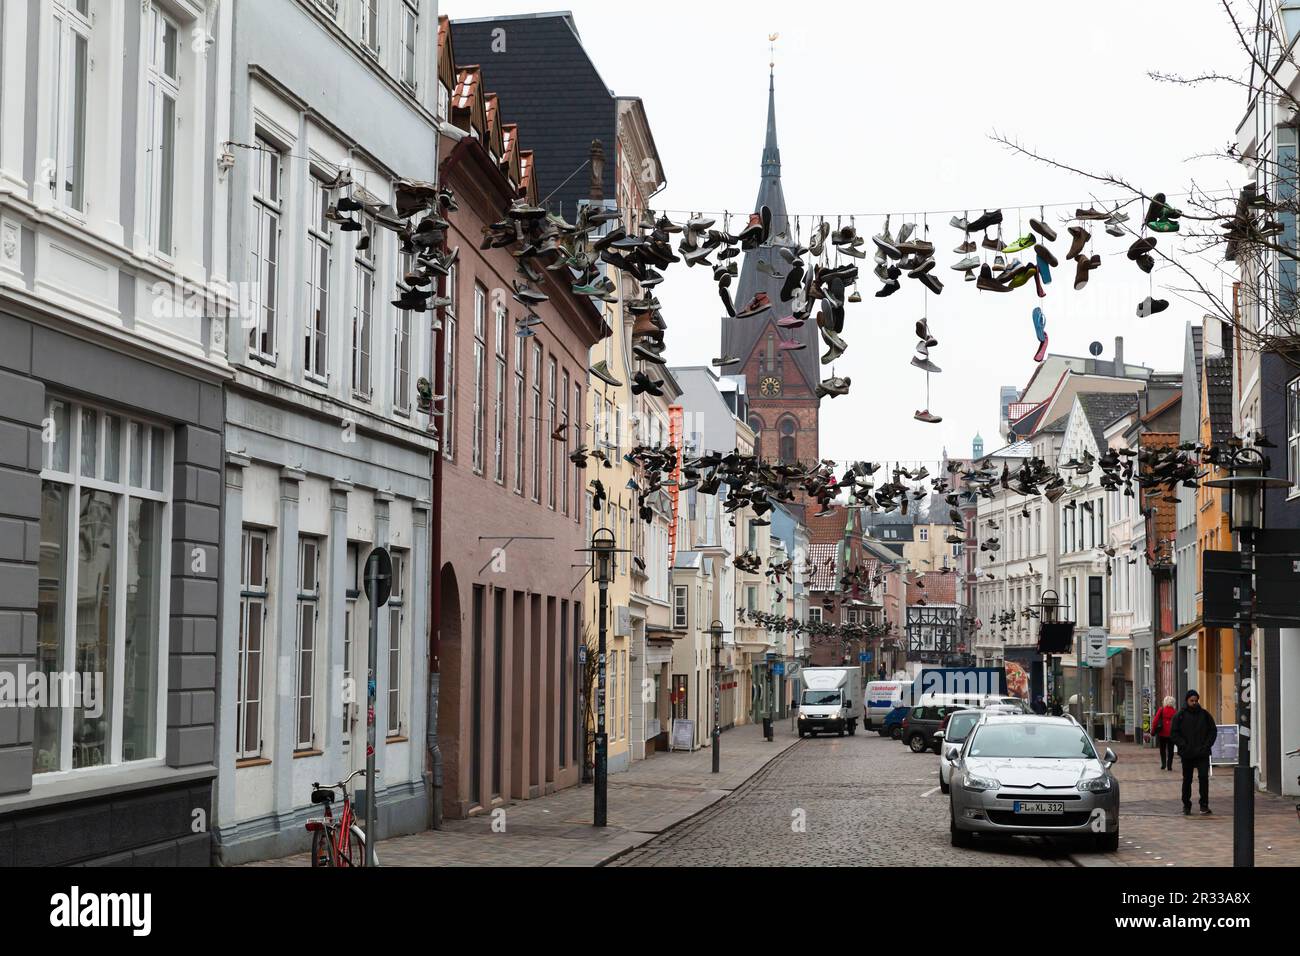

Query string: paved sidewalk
245 721 801 867
1075 741 1299 867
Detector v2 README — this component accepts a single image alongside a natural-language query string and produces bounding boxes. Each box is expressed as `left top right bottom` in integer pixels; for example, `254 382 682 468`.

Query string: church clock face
759 375 782 397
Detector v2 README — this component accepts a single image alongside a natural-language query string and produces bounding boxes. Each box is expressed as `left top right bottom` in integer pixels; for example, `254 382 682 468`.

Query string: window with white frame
343 543 359 740
560 370 570 515
573 382 582 518
399 0 418 91
442 264 457 461
34 399 169 773
919 527 928 541
493 302 506 483
1289 376 1300 494
393 304 411 414
144 6 179 255
296 537 320 751
352 214 375 398
547 357 557 508
808 607 822 625
472 283 486 474
531 343 542 501
359 0 380 55
388 550 405 736
250 137 282 358
437 81 450 123
49 0 91 212
513 327 525 492
305 174 334 380
674 585 688 629
237 528 269 759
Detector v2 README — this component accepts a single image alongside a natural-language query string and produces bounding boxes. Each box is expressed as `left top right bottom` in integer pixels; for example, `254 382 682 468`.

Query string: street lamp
578 527 624 828
707 620 730 773
1205 446 1289 868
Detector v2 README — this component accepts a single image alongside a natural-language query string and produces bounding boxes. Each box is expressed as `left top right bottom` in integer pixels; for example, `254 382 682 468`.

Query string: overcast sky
441 0 1249 465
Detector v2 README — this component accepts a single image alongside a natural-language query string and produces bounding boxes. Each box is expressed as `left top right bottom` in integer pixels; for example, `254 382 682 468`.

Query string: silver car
947 714 1120 852
935 709 983 794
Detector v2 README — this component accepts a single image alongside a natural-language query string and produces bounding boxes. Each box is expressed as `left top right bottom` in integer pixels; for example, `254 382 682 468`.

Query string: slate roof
1204 356 1234 445
1038 415 1070 435
721 71 819 392
451 14 617 221
1077 393 1139 451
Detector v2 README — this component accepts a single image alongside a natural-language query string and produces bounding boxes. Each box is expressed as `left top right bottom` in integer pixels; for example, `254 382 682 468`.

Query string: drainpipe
426 162 450 832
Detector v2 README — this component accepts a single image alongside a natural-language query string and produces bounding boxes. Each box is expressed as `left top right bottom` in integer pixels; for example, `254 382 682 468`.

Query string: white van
864 680 913 731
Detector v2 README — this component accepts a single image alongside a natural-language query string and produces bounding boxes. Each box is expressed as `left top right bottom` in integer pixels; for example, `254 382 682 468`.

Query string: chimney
588 140 605 204
1113 336 1124 375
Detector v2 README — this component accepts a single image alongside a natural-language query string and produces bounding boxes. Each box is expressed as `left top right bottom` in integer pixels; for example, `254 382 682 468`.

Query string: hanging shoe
1073 253 1101 290
872 232 901 259
711 354 741 368
966 209 1004 232
1105 222 1125 237
1134 253 1155 274
735 293 773 318
876 278 901 297
1075 207 1108 221
1029 218 1058 242
1034 334 1049 363
815 376 851 399
953 239 977 255
911 352 942 374
1032 306 1047 342
1136 296 1169 317
1034 244 1059 268
808 221 831 256
1036 252 1053 285
981 232 1002 251
914 409 943 423
589 360 623 387
719 285 736 318
915 319 938 347
777 315 805 329
1066 226 1091 259
1127 236 1157 259
976 264 1011 293
1002 233 1035 254
951 254 980 271
918 272 944 295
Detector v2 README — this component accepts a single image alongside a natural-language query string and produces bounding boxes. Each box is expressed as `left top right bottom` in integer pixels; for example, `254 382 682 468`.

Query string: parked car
880 704 909 740
936 709 984 794
947 713 1120 852
901 704 961 754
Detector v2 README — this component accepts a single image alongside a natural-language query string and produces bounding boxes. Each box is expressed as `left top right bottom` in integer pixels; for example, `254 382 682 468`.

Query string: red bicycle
306 768 378 867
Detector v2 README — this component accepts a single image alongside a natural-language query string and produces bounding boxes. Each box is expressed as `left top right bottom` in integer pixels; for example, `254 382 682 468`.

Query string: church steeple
761 68 781 178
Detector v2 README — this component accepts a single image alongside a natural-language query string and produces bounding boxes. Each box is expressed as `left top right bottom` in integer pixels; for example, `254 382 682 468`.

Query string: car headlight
1077 775 1113 793
961 772 1000 792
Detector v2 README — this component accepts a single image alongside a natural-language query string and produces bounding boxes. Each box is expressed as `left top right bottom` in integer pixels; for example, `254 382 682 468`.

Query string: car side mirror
933 730 945 741
1103 748 1117 766
946 747 960 762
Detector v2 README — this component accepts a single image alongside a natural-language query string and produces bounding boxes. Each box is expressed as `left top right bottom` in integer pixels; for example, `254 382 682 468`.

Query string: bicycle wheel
345 824 366 867
310 827 335 867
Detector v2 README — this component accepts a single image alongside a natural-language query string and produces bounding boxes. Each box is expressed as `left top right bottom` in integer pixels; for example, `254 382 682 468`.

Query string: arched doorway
436 563 461 820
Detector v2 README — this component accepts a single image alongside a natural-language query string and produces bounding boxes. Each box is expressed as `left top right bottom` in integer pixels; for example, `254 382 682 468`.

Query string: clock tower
722 67 820 465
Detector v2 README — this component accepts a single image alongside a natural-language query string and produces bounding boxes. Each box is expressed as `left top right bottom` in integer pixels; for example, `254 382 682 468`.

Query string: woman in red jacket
1154 696 1177 770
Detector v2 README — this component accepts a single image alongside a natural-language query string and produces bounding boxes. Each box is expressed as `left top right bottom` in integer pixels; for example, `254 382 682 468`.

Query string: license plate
1013 801 1065 814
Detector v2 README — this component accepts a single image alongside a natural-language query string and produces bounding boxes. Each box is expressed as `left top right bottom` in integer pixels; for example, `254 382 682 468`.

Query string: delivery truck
797 667 861 737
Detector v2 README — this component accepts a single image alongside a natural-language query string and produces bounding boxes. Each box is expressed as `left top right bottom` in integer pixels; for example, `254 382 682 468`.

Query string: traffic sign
1085 628 1108 668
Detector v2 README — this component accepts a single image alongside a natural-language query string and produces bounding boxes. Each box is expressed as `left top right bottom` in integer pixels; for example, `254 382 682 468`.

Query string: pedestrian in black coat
1170 689 1217 815
1031 696 1048 715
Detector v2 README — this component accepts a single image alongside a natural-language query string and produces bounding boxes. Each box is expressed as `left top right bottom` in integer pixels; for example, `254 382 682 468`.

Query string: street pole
594 544 609 828
1234 526 1254 867
712 639 721 773
366 560 380 867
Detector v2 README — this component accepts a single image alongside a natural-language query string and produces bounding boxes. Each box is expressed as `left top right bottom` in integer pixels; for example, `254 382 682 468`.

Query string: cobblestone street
612 731 1077 867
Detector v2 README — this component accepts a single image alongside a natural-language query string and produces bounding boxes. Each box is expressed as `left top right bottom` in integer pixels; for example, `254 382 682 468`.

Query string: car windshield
967 723 1097 759
946 713 980 743
803 690 841 706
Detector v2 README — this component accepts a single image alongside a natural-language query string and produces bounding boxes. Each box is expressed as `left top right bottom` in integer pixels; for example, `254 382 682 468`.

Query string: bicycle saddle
310 788 335 805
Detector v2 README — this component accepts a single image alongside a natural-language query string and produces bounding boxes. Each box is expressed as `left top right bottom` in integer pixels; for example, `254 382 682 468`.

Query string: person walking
1153 695 1177 771
1170 689 1217 815
1031 695 1048 715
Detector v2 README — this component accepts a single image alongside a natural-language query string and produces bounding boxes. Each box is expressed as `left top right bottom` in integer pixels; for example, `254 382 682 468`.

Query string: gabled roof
1076 393 1139 451
452 66 488 136
808 543 839 591
1204 356 1234 444
1038 414 1070 435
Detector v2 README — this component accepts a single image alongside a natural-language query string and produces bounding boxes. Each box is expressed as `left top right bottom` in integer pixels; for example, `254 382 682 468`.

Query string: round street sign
364 546 393 607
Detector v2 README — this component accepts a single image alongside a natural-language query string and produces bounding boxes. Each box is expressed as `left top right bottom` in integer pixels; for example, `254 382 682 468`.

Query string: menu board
671 718 695 752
